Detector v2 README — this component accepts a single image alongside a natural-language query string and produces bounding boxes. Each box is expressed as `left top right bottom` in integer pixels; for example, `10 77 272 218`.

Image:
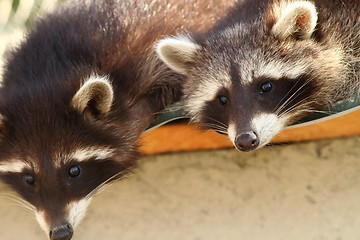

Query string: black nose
235 131 259 151
49 223 73 240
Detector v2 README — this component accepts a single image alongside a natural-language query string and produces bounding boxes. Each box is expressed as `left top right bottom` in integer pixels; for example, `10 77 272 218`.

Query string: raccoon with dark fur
157 0 359 151
0 0 236 239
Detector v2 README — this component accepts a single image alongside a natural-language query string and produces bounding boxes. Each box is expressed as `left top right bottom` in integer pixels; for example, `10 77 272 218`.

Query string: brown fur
0 0 237 238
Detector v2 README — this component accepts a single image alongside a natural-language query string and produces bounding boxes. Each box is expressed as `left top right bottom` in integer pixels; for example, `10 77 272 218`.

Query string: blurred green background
0 0 61 75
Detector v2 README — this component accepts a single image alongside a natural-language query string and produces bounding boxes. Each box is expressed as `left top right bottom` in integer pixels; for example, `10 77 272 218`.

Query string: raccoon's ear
71 75 114 117
156 36 199 75
271 1 318 40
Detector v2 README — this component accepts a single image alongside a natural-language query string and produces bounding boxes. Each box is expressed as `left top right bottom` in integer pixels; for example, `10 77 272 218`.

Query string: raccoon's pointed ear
271 1 317 40
156 36 199 75
71 75 114 117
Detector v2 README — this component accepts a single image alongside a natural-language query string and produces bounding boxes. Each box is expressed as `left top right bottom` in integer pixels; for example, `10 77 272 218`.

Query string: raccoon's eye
69 166 81 178
23 174 35 186
218 95 228 105
259 81 273 93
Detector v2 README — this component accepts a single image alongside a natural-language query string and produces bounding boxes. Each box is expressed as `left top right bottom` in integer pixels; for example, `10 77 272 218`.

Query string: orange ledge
139 109 360 155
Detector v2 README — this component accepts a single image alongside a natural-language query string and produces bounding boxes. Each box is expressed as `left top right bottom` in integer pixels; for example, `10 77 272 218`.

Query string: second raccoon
157 0 360 151
0 0 235 239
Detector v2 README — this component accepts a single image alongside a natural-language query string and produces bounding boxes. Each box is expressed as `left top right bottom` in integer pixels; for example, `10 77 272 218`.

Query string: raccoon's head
156 0 343 151
0 75 136 240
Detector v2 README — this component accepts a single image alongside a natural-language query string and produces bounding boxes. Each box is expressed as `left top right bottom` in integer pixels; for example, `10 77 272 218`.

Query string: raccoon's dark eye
218 95 228 105
23 174 35 186
259 81 273 93
69 166 81 178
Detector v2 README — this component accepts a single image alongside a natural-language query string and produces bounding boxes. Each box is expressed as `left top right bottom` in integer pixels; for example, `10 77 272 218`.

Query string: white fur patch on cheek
36 210 49 234
185 72 231 121
227 122 237 144
186 82 223 119
0 160 31 173
67 198 92 229
251 113 286 147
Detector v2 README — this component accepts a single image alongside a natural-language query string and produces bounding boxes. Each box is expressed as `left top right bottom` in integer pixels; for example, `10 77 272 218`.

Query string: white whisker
85 166 134 200
273 78 303 112
275 78 313 115
202 116 228 128
201 123 228 134
279 99 319 119
0 193 36 214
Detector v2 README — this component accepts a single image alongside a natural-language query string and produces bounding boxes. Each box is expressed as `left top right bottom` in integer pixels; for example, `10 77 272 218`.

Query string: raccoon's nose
235 131 259 152
49 223 73 240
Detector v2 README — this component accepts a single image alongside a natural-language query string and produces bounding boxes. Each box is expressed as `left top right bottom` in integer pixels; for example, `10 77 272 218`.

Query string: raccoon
0 0 235 239
156 0 360 152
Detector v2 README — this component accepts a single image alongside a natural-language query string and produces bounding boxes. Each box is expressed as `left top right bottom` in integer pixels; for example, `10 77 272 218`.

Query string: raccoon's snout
234 131 259 152
49 223 73 240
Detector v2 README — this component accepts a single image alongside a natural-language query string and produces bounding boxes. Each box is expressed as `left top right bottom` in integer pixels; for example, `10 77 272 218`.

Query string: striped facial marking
55 147 115 168
0 160 32 173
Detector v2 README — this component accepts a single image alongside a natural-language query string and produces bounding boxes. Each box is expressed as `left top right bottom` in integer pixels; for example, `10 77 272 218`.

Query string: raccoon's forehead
198 42 308 84
217 23 251 41
201 22 310 81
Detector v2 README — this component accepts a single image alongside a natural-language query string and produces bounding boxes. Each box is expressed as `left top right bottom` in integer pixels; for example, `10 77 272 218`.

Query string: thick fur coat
0 0 236 239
